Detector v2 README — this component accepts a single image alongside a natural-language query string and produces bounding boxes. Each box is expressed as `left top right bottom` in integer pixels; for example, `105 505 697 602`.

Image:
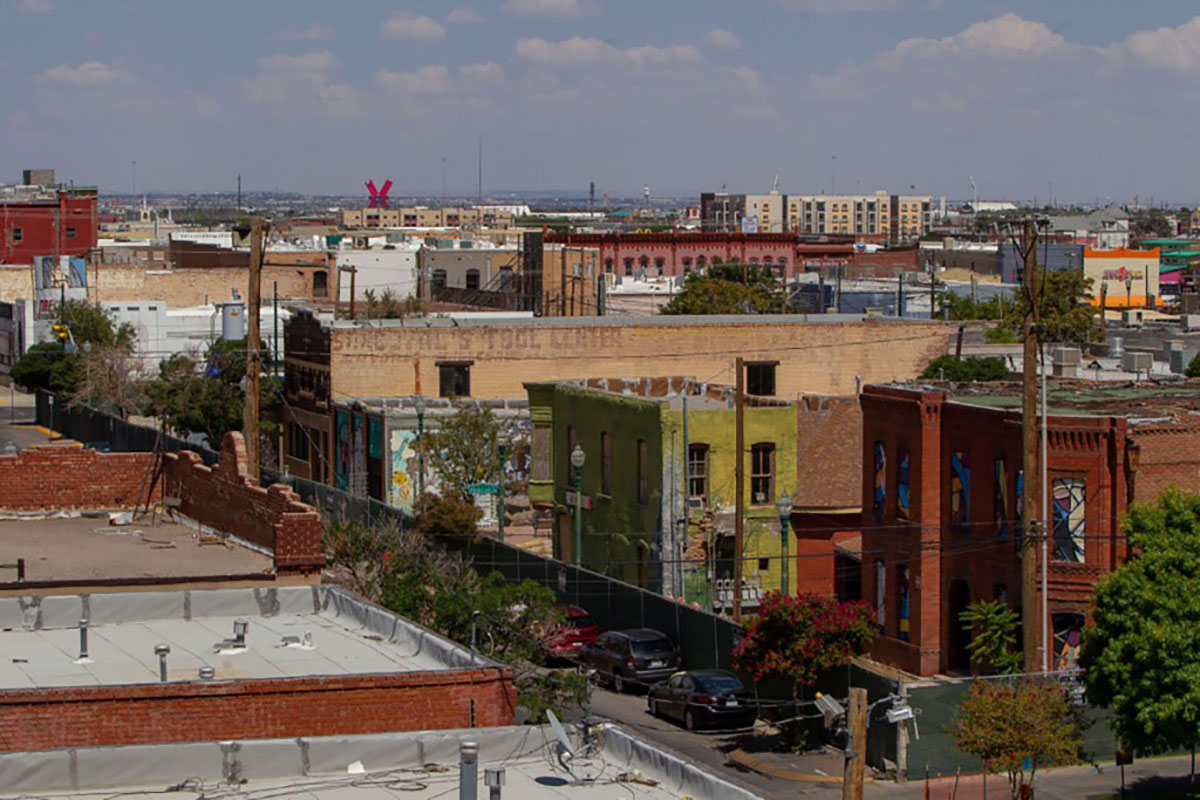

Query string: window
687 444 709 504
873 442 887 519
11 228 22 242
682 257 692 273
758 558 770 571
624 258 634 276
437 361 471 398
567 426 578 487
897 447 911 521
994 457 1010 540
654 257 665 275
897 566 910 641
312 270 328 298
465 269 481 290
637 439 648 504
604 258 614 274
875 559 887 632
750 443 774 504
1052 477 1086 562
696 255 706 270
66 227 77 239
431 269 448 290
950 450 970 530
600 431 612 496
639 255 649 272
287 423 309 461
745 361 777 396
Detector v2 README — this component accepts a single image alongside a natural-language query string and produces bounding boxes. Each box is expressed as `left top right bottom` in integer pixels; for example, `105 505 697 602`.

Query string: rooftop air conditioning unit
1122 309 1144 329
1122 351 1152 373
1182 314 1200 333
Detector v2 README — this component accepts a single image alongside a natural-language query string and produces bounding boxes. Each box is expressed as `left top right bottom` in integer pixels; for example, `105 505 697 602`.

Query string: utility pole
1020 218 1042 674
733 357 745 621
244 216 264 482
347 265 358 321
843 687 867 800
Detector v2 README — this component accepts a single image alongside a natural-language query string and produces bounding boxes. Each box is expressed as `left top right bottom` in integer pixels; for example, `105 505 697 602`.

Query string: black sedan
646 670 758 731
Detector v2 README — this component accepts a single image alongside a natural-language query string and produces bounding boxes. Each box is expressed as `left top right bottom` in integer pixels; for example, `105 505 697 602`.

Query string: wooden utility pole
1020 218 1042 673
244 216 264 482
843 687 867 800
347 265 358 320
733 356 745 622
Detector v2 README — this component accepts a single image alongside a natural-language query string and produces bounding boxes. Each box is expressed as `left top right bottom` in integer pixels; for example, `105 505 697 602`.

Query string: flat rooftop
0 585 479 689
331 311 943 330
0 516 272 585
0 724 760 800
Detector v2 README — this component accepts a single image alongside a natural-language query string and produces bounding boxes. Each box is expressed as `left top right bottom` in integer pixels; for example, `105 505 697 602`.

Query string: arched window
465 268 481 290
312 270 328 298
639 255 650 272
682 257 693 273
875 559 887 632
624 258 634 276
696 255 706 271
431 269 447 290
604 258 614 274
761 256 772 266
897 566 910 641
654 257 665 276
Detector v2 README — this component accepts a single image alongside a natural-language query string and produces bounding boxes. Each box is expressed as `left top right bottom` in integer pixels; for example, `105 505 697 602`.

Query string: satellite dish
546 710 577 779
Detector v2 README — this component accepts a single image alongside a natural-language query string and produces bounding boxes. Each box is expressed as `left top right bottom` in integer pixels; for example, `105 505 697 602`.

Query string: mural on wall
897 447 911 521
875 559 887 633
1015 469 1024 541
348 411 367 497
873 442 886 519
368 416 383 460
1053 478 1086 562
950 450 970 530
898 565 910 642
994 458 1009 540
388 429 419 512
334 408 350 491
1053 613 1084 671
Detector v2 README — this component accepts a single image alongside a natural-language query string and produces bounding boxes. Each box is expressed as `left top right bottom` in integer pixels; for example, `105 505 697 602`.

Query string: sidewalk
868 754 1200 799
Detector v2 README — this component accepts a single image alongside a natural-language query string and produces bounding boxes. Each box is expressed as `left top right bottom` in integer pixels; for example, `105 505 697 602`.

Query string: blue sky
3 0 1200 203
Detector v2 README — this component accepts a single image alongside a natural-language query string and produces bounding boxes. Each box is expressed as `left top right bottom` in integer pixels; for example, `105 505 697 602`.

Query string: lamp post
414 395 426 501
570 444 585 565
497 436 507 544
776 491 793 596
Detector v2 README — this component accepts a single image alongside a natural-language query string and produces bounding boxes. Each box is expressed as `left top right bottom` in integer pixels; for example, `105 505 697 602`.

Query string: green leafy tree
953 679 1081 799
920 355 1010 382
1185 352 1200 378
143 338 280 448
414 491 480 539
424 406 505 499
363 288 423 320
960 600 1022 676
733 592 876 743
1133 209 1173 238
11 342 80 394
942 271 1097 345
1082 488 1200 755
661 262 790 315
11 301 136 394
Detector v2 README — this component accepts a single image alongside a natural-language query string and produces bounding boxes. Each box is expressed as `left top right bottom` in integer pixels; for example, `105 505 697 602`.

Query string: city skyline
3 1 1199 203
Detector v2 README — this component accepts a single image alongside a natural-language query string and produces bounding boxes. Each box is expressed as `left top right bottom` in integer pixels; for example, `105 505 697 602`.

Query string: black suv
579 629 681 693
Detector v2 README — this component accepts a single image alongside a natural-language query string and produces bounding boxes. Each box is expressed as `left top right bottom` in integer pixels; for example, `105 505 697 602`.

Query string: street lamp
570 444 586 565
776 491 793 596
414 395 426 501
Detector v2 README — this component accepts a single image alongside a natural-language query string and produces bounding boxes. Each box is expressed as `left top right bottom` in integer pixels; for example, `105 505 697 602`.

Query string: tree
1133 208 1173 238
733 592 876 743
920 355 1010 382
661 262 790 315
11 301 137 395
941 271 1098 345
960 600 1022 675
363 288 423 320
1081 488 1200 755
143 338 280 448
954 679 1081 799
69 345 147 418
424 406 505 499
414 492 480 539
1186 352 1200 378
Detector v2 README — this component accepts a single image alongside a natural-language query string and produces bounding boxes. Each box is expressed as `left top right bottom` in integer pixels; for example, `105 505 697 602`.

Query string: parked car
544 605 599 661
578 629 681 693
646 669 757 731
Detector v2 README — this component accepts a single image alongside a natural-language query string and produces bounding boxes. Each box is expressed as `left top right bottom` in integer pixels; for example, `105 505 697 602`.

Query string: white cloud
1113 16 1200 72
381 13 446 41
376 65 453 95
243 52 359 114
446 7 487 24
732 65 762 90
895 13 1065 58
257 51 336 74
704 29 743 50
34 61 129 86
460 62 506 88
503 0 597 17
268 24 331 43
15 0 55 13
516 37 700 67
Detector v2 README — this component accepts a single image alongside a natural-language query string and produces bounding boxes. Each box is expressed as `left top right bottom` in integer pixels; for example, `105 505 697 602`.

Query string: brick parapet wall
0 667 516 751
0 446 153 510
163 433 324 575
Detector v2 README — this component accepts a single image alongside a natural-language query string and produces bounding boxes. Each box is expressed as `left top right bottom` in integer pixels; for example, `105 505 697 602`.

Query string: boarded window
531 426 551 482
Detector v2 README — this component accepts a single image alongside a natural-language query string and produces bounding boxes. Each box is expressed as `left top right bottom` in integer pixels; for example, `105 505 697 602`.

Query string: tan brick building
342 206 514 229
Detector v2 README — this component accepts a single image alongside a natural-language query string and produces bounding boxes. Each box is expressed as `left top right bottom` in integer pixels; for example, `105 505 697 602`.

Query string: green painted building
525 377 798 612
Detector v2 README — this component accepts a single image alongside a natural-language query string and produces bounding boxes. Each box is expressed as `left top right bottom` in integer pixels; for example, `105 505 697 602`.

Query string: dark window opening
465 268 481 290
431 269 448 290
750 442 775 504
758 558 770 571
437 361 471 398
624 258 634 276
66 227 77 239
687 443 709 504
312 270 328 298
745 362 778 396
11 228 22 242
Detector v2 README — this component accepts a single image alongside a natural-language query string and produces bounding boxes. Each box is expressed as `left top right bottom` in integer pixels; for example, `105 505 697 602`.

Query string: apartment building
702 190 932 241
342 206 515 229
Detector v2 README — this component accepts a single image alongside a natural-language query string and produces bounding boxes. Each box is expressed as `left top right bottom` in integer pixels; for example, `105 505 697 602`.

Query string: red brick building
858 383 1200 677
547 232 801 278
0 189 98 264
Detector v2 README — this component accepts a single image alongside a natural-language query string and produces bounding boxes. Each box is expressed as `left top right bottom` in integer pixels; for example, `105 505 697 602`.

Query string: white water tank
218 301 245 340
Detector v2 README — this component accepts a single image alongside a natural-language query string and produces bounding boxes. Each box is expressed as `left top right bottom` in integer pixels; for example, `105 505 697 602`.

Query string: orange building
1083 247 1160 308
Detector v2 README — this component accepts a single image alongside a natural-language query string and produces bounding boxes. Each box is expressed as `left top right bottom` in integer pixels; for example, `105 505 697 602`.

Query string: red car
544 605 599 661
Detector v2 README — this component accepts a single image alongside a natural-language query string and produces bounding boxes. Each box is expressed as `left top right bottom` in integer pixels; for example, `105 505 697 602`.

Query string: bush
920 355 1010 382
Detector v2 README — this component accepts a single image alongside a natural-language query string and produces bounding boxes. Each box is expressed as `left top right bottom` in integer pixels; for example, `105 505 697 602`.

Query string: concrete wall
336 248 418 302
329 318 950 400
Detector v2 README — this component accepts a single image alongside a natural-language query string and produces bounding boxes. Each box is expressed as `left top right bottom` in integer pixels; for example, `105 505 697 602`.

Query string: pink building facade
546 232 801 279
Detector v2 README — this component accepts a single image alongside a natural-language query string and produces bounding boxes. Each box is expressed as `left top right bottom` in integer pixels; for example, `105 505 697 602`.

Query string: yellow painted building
1083 247 1160 307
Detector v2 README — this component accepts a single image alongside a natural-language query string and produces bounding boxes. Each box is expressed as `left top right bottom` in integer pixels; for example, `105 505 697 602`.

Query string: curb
728 749 843 784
